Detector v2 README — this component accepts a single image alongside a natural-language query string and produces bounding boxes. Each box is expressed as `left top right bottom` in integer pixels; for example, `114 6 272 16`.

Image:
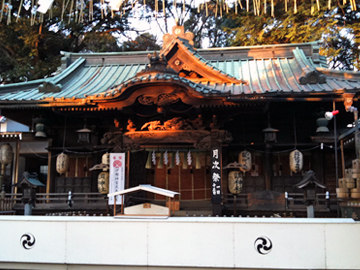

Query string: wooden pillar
340 139 345 178
263 149 273 190
126 150 130 189
46 151 52 194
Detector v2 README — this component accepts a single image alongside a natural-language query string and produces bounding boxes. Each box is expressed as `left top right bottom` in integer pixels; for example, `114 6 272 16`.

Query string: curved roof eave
0 57 86 96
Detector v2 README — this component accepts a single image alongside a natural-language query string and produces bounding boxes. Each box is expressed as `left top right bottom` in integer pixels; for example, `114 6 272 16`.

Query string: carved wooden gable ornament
160 24 243 85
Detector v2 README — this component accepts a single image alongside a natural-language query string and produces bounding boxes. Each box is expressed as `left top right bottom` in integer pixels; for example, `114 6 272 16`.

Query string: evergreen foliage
221 0 360 70
0 0 359 84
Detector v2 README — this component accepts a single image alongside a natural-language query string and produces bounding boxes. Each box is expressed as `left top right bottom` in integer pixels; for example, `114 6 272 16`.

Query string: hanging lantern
182 152 188 169
228 171 243 194
169 152 175 169
35 123 47 138
145 152 152 169
102 153 110 165
56 153 69 174
97 171 109 194
290 150 303 173
0 143 13 165
158 152 164 169
238 151 251 172
195 152 201 169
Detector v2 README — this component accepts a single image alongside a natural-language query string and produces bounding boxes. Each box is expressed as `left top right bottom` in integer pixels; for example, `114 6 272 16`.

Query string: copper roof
0 38 359 106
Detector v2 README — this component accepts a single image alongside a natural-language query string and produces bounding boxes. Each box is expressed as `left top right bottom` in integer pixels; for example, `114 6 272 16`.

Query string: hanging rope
162 0 165 16
7 0 11 25
89 0 93 20
264 0 266 14
68 0 73 23
16 0 24 22
0 0 5 21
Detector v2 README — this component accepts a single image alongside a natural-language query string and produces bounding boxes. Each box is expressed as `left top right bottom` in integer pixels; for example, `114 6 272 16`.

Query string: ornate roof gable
160 24 244 85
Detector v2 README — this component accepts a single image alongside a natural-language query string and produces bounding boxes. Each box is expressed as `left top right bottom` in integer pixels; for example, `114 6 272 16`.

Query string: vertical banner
108 153 125 205
211 146 222 203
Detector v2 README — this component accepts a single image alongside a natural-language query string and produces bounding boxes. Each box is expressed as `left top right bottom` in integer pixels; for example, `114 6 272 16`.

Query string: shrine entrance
144 150 212 201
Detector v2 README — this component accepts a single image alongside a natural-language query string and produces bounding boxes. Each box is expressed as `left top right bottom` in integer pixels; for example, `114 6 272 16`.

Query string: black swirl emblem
20 233 36 250
254 236 272 255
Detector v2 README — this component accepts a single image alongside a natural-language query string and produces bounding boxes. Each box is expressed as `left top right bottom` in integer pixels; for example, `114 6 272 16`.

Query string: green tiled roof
0 41 360 105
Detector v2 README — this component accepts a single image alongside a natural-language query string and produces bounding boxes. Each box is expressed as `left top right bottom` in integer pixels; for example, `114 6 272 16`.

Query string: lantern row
56 150 304 175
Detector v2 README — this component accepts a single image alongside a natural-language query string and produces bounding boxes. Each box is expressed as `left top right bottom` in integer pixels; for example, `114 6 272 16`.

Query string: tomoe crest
254 236 272 255
20 233 36 250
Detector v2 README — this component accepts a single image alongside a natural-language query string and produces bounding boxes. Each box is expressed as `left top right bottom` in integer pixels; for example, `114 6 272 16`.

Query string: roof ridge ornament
38 81 62 93
137 52 178 75
293 47 326 85
162 23 195 49
299 70 326 85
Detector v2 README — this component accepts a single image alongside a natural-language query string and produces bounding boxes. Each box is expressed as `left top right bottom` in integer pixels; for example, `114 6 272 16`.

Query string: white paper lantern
56 153 69 174
98 171 109 194
290 150 303 173
228 171 243 194
0 144 13 165
238 151 251 172
102 153 110 165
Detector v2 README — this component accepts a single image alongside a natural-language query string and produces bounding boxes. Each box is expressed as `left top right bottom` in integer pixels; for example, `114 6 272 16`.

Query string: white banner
108 153 125 205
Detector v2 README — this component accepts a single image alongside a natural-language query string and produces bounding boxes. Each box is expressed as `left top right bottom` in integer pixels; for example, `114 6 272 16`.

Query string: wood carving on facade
343 93 355 111
138 93 179 107
113 116 233 149
100 131 140 150
101 132 123 145
211 130 233 144
125 130 210 144
140 117 193 131
127 120 136 132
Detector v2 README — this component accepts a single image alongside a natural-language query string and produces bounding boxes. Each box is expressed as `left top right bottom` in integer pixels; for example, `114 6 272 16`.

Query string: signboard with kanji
108 153 125 205
211 146 221 203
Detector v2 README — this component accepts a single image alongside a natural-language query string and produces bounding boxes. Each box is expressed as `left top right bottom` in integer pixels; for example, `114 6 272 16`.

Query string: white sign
108 153 125 205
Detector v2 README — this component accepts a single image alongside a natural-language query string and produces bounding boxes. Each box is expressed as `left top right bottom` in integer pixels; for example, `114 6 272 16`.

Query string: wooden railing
0 191 16 214
1 191 339 216
224 192 338 215
286 192 337 211
0 192 108 215
34 192 107 204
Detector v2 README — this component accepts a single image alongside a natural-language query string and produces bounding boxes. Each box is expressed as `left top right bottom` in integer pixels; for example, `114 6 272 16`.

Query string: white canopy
107 184 179 198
